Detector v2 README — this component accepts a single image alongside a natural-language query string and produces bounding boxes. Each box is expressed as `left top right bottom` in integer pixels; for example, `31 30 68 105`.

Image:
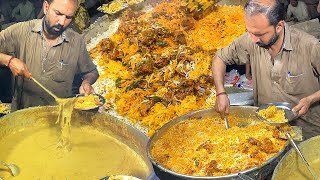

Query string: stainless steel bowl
272 135 320 180
0 106 157 179
256 102 297 125
147 106 289 180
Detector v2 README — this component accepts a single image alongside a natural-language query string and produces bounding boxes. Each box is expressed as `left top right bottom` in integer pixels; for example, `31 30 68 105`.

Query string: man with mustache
0 0 99 111
212 0 320 139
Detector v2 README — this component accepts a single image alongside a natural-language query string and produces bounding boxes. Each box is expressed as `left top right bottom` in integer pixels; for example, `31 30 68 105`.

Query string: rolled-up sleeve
216 32 251 65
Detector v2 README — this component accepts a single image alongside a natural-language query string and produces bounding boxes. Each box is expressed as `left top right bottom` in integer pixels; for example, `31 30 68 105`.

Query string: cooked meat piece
205 160 221 176
181 17 195 31
157 154 170 165
177 54 193 62
260 138 276 153
107 48 119 60
199 74 214 84
135 61 154 76
183 79 194 86
154 56 170 68
272 129 281 139
196 140 215 153
176 33 187 44
194 84 206 96
175 91 187 100
247 137 261 146
140 100 155 116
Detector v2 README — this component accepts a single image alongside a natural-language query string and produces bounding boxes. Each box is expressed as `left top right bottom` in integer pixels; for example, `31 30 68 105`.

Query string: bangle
7 56 14 67
216 91 227 97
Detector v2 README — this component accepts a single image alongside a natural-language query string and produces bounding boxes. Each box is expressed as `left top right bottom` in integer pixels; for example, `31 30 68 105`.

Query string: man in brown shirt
212 0 320 139
0 0 99 111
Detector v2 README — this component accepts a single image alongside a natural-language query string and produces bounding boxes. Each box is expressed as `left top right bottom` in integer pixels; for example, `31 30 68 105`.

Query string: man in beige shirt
212 0 320 139
0 0 99 111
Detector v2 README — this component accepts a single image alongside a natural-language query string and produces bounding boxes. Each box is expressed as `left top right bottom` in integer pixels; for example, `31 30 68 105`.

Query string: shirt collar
31 19 70 42
282 22 293 51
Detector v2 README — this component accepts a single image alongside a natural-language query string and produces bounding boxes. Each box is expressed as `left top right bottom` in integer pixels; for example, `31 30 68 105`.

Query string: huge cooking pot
272 135 320 180
147 106 289 180
0 106 156 179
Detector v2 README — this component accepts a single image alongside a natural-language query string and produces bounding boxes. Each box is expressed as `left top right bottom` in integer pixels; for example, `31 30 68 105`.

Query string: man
12 0 36 22
286 0 310 22
212 0 320 139
0 0 99 111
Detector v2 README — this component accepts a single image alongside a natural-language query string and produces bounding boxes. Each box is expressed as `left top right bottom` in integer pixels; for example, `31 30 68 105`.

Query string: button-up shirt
0 19 97 111
216 23 320 125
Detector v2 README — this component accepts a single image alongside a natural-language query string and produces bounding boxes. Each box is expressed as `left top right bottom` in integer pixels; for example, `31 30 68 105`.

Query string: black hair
45 0 78 5
244 0 285 26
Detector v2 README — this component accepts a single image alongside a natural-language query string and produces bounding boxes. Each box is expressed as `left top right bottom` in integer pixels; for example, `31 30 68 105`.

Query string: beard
256 31 279 49
43 16 67 36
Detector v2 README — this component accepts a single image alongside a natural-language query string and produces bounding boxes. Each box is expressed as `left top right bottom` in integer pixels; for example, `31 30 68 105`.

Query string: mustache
52 24 63 30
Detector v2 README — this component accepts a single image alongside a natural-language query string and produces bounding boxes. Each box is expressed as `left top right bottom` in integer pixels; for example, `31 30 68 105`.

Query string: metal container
147 106 289 180
272 135 320 180
0 106 157 180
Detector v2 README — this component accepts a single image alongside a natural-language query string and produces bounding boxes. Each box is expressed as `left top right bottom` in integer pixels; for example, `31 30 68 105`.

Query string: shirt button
43 70 46 72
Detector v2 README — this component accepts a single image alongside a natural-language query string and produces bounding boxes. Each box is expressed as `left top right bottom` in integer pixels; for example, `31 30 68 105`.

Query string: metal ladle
0 160 20 176
223 115 229 129
31 77 60 101
286 133 319 180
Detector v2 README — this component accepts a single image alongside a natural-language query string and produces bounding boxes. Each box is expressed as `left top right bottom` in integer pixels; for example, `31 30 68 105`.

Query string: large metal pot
0 106 156 179
147 106 289 180
272 135 320 180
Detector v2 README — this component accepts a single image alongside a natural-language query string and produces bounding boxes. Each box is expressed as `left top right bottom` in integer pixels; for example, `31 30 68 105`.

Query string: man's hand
9 57 32 78
215 93 230 119
292 96 312 117
79 82 95 95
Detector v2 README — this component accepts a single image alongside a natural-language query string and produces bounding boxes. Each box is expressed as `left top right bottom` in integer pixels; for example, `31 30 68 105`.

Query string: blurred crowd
282 0 320 23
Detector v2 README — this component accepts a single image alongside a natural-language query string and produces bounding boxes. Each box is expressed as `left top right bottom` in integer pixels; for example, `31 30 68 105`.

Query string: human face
245 13 283 49
43 0 77 37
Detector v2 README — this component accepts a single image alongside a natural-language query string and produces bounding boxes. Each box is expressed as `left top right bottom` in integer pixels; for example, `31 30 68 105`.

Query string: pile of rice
89 0 246 136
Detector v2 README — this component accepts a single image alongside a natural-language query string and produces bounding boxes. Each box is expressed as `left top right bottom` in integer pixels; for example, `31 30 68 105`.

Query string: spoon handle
224 115 229 129
0 160 8 167
286 133 319 180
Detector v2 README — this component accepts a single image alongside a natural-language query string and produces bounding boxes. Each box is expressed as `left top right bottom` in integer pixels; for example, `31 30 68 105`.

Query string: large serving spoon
31 77 60 101
0 160 20 176
223 114 229 129
286 133 319 180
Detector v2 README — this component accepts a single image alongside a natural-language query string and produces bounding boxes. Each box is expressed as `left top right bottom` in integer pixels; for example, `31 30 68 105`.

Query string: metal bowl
74 93 106 111
256 102 297 125
0 106 156 179
147 106 289 180
272 135 320 180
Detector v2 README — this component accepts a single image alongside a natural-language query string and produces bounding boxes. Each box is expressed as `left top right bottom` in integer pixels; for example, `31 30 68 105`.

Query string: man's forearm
82 69 99 85
212 55 226 93
0 52 13 66
308 90 320 105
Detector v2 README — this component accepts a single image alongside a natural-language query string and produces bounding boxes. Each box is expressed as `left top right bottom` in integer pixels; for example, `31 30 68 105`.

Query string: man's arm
293 90 320 117
79 69 99 95
0 52 31 78
212 55 230 117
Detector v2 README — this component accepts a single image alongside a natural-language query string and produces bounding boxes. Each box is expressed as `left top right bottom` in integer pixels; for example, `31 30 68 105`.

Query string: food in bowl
150 116 287 176
74 94 103 110
0 103 10 114
257 105 288 123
